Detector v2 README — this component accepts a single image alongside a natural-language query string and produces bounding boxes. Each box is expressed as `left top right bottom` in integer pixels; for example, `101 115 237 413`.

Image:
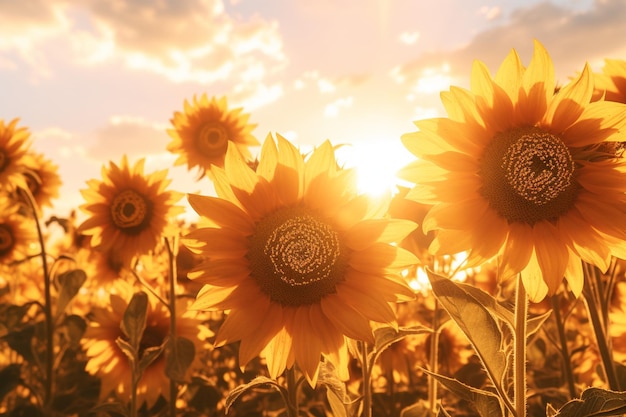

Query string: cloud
0 0 287 86
394 0 626 89
87 115 170 161
75 0 286 84
0 0 70 78
324 97 353 118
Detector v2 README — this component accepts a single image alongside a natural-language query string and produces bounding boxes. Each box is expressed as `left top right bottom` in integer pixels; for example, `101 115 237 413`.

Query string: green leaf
527 309 552 338
552 387 626 417
326 389 349 417
400 400 436 417
62 314 87 347
115 337 136 365
55 269 87 319
426 269 508 396
437 406 453 417
224 376 287 414
371 324 431 368
423 369 504 417
137 344 165 377
120 291 148 352
455 282 514 328
165 336 195 382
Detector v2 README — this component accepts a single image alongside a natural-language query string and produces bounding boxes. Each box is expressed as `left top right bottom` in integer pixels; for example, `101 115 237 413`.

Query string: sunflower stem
514 274 527 417
20 188 54 414
550 294 576 399
428 297 440 414
286 366 299 417
582 262 620 390
165 236 179 417
360 341 372 417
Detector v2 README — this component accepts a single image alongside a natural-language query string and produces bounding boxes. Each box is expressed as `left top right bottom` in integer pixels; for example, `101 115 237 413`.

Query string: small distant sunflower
184 134 418 384
0 118 33 192
22 152 62 211
167 94 259 176
0 200 36 264
83 283 211 407
399 40 626 302
593 59 626 103
77 156 184 267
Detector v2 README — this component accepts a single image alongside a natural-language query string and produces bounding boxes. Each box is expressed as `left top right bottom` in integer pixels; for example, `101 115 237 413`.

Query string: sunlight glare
336 139 415 197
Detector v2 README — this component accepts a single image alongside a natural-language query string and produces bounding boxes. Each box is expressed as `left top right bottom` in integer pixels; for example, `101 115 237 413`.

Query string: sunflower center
196 123 229 157
248 207 348 306
0 150 7 172
110 189 151 232
24 171 40 197
479 126 579 224
0 224 15 256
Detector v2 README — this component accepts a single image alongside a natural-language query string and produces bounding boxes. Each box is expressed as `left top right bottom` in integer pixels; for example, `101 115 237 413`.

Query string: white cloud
324 97 353 118
399 31 420 45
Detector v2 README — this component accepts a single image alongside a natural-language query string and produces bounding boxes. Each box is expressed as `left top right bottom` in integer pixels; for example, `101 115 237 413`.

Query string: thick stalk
550 295 576 398
20 188 54 412
360 341 372 417
582 264 620 390
165 237 178 417
286 367 299 417
428 298 440 414
514 274 527 417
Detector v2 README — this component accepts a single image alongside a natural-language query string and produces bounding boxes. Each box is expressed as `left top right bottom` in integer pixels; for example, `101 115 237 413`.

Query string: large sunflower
167 94 259 176
183 133 418 384
77 156 184 267
399 40 626 302
593 59 626 103
0 118 33 192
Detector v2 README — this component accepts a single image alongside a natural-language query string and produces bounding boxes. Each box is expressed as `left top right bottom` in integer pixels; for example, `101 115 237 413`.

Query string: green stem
360 341 372 417
550 295 576 399
20 188 54 413
130 363 138 417
582 264 620 390
165 237 178 417
514 274 527 417
286 367 299 417
428 298 440 414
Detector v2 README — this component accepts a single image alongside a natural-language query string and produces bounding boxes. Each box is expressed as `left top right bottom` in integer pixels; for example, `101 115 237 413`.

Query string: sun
335 139 415 197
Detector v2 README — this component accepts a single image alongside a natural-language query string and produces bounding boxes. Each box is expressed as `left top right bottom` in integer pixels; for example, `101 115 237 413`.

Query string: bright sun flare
336 140 415 197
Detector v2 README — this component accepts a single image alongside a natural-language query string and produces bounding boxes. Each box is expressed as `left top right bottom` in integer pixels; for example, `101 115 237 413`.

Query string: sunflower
21 152 62 211
0 199 36 264
167 94 259 176
77 156 184 267
183 133 418 384
593 59 626 103
0 118 33 192
82 282 212 407
398 40 626 302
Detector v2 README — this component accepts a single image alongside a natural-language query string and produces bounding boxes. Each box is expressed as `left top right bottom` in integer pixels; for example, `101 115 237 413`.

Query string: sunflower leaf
89 401 130 417
115 337 136 366
399 400 436 417
527 309 553 338
371 325 432 367
455 281 514 329
138 344 165 377
165 336 196 382
423 369 504 417
55 269 87 320
550 387 626 417
224 375 287 414
120 291 148 353
426 269 508 401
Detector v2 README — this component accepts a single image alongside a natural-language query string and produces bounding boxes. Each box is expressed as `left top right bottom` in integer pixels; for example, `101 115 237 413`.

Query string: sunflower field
1 40 626 417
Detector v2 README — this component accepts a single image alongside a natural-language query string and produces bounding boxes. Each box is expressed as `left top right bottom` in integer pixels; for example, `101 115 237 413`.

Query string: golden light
335 139 415 197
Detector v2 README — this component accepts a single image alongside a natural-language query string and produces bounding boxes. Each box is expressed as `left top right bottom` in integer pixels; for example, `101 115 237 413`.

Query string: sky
1 0 625 218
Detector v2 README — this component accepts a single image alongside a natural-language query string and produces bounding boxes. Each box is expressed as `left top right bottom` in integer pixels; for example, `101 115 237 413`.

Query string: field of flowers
1 40 626 417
